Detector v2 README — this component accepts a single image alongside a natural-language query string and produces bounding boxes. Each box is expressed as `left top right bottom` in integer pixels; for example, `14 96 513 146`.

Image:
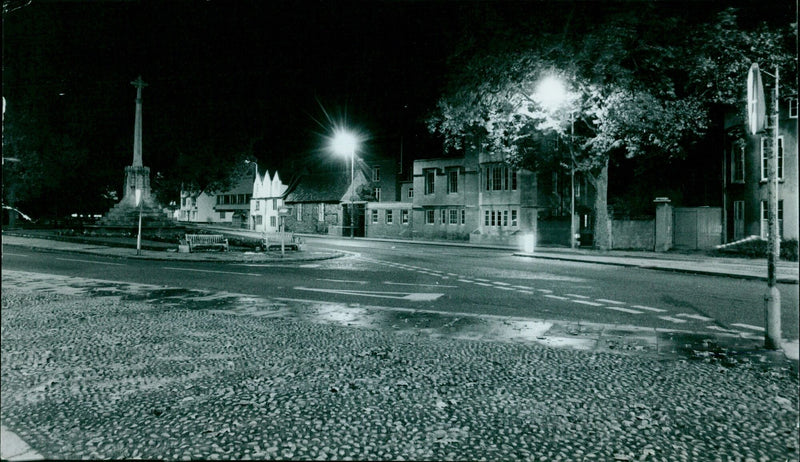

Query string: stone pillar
654 197 673 252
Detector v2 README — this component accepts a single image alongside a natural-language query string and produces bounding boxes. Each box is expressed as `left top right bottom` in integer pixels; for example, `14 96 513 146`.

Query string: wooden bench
260 232 302 251
185 234 229 252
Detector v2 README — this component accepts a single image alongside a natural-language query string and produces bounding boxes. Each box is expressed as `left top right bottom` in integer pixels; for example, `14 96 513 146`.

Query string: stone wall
612 219 654 250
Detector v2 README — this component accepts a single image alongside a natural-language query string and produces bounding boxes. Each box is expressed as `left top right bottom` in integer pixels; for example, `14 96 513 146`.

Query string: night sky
3 0 794 180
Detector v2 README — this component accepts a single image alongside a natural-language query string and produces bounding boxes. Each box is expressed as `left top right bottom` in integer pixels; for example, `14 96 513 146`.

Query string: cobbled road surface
1 284 798 461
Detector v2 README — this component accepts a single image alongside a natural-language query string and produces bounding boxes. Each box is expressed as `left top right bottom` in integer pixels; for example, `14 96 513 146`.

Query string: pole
280 216 285 258
764 66 781 350
350 150 355 239
569 112 576 249
136 199 143 256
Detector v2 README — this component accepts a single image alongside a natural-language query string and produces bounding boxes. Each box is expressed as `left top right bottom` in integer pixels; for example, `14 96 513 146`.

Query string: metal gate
673 207 723 250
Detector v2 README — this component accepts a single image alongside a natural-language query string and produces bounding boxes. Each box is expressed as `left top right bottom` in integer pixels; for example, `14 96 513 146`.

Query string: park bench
185 234 229 252
260 232 302 251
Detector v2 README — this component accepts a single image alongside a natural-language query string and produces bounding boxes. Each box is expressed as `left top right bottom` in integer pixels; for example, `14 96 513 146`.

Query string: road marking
2 252 28 257
730 323 765 332
513 285 533 290
294 287 444 302
545 294 568 300
447 273 459 277
458 279 474 283
55 257 125 266
676 313 714 321
493 282 511 286
706 325 739 333
300 264 321 268
571 299 603 307
658 316 688 324
494 286 515 291
317 278 368 284
518 290 534 295
474 282 493 287
565 293 590 299
596 298 625 305
605 306 643 314
537 289 553 294
631 305 667 313
384 281 458 288
474 278 490 282
163 267 259 276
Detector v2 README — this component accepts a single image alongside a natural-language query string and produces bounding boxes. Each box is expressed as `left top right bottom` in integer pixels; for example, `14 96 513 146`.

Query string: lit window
371 209 378 224
386 209 393 224
402 209 409 224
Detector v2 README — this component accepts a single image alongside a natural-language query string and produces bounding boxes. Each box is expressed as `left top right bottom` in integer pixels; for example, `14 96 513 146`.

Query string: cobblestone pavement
2 278 799 461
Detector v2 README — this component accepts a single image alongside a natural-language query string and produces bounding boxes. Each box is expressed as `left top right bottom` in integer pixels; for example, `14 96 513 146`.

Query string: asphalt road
3 237 798 341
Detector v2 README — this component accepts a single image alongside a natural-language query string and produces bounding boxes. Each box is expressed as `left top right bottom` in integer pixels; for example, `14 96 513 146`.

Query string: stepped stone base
92 196 181 235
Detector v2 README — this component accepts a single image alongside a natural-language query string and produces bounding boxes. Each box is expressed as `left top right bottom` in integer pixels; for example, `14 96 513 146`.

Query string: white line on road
545 294 568 300
537 289 553 294
494 286 515 291
458 279 474 283
730 323 765 332
605 306 643 314
565 293 590 299
2 253 28 257
294 286 444 302
447 273 459 277
658 316 688 324
317 278 368 284
55 257 125 266
571 299 604 307
513 285 533 290
518 290 534 295
384 281 459 288
676 313 714 321
631 305 667 313
474 282 493 287
474 278 490 282
493 282 512 286
162 267 259 276
706 325 739 333
596 298 625 305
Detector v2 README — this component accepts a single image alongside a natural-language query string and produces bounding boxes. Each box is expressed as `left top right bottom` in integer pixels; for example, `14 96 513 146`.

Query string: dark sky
4 0 482 174
3 0 794 177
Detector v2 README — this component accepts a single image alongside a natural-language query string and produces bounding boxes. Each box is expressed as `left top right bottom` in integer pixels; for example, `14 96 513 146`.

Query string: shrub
712 238 799 261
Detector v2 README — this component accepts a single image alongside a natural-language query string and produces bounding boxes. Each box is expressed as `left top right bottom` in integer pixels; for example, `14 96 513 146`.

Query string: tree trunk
592 158 612 251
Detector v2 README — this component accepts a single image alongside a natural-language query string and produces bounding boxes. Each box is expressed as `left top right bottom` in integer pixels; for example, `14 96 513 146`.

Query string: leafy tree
429 4 795 250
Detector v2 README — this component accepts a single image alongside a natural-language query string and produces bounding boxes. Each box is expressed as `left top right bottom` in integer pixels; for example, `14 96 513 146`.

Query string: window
238 194 245 204
219 211 226 220
371 209 379 224
440 209 446 225
511 209 518 227
503 210 508 227
461 209 465 225
761 136 785 180
296 204 303 221
484 210 490 226
447 170 459 194
270 216 276 227
426 210 435 224
272 199 277 210
511 169 517 190
402 209 409 224
318 204 325 222
408 188 414 199
761 200 784 238
255 215 263 225
449 209 459 224
790 98 798 118
425 170 435 195
492 166 502 190
732 144 745 183
372 166 380 182
491 211 496 227
255 201 260 211
386 210 393 224
374 188 381 202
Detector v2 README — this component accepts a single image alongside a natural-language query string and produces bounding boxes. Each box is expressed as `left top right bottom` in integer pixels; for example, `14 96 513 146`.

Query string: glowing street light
534 75 578 249
330 129 359 238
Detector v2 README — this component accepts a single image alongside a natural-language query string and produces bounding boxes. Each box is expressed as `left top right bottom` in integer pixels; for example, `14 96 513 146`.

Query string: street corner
1 426 44 461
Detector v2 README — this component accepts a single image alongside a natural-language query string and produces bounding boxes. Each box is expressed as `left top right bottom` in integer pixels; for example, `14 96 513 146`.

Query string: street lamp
534 76 578 249
330 129 358 238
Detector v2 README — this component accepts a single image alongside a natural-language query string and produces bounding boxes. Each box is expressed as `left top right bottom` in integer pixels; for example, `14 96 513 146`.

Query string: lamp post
135 188 143 255
534 76 577 248
245 159 258 231
331 130 358 239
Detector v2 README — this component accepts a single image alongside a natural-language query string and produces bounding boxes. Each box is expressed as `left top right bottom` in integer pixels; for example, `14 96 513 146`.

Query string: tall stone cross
131 76 148 168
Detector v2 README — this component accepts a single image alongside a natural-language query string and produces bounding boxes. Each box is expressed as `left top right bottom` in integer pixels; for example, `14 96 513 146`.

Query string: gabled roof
285 172 352 203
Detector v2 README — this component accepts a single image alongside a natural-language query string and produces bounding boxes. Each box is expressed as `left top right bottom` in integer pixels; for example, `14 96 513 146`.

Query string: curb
512 252 799 284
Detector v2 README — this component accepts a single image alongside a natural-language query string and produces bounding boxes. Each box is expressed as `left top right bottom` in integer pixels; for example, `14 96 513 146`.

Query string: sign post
748 63 781 350
279 207 290 258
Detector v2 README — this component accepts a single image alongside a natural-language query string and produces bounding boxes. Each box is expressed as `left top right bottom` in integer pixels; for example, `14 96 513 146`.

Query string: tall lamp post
534 76 578 248
331 130 358 239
